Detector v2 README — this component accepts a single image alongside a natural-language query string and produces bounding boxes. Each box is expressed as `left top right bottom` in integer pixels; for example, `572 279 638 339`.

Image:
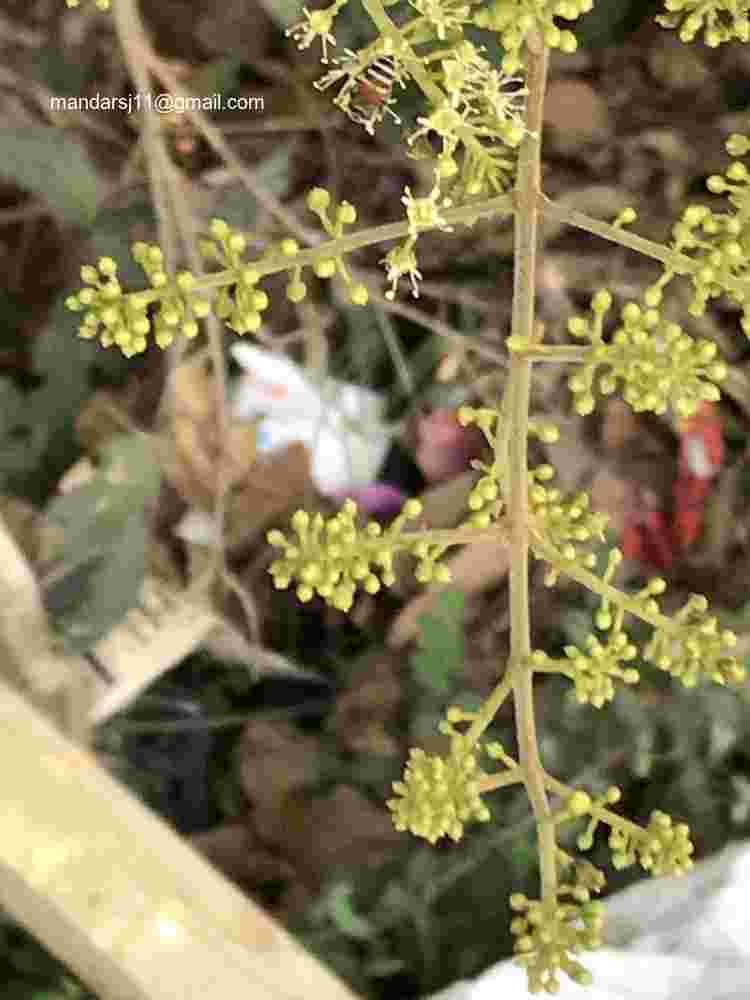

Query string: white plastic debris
426 840 750 1000
230 343 391 496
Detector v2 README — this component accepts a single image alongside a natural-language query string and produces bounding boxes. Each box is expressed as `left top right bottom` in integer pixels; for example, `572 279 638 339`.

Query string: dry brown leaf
190 823 294 894
226 441 311 547
544 79 609 143
326 652 400 755
238 719 322 834
588 468 632 539
167 357 312 544
387 539 509 648
601 398 640 453
273 785 401 889
167 356 260 508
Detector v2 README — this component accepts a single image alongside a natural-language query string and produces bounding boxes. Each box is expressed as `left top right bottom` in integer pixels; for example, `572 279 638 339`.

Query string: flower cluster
475 0 590 73
509 883 604 993
301 188 369 304
387 721 492 844
529 571 672 706
199 220 276 333
267 498 452 612
409 41 528 197
528 466 609 575
65 191 375 355
644 593 746 687
65 250 210 357
656 0 750 46
455 407 561 529
647 135 750 333
407 0 472 41
566 291 727 418
534 632 640 709
609 810 695 875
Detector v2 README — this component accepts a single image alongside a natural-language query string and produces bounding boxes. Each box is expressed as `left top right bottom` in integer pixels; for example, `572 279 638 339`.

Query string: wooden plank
0 676 361 1000
0 516 93 742
88 578 220 725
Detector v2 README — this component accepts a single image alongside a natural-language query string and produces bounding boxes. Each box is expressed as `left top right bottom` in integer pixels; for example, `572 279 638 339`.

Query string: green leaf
411 588 466 694
0 378 42 487
326 884 375 941
0 288 26 348
2 292 132 501
31 44 93 96
43 433 161 652
0 127 104 225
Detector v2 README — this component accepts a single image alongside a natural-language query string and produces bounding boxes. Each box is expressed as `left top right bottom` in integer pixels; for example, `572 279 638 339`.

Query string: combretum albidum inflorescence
63 0 750 989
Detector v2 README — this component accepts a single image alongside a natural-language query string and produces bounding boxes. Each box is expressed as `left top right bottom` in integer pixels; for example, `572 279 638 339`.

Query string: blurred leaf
86 195 156 288
327 883 375 941
338 302 390 387
0 378 42 486
0 289 25 348
0 127 104 225
255 0 298 27
191 55 243 98
411 588 465 694
212 143 293 228
42 433 161 651
574 0 655 48
5 294 131 501
363 957 406 977
31 44 92 95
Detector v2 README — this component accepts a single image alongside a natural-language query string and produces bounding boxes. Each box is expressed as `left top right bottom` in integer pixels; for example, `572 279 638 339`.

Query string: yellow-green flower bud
287 280 307 303
337 201 357 224
306 188 331 213
314 258 337 278
567 790 592 817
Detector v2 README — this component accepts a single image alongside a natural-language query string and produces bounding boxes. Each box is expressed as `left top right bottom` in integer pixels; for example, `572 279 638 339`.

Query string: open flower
285 0 347 63
381 238 423 300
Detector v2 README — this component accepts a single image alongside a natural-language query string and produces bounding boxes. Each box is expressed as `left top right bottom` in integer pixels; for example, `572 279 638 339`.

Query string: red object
415 408 486 484
672 401 724 550
622 486 674 570
621 402 724 567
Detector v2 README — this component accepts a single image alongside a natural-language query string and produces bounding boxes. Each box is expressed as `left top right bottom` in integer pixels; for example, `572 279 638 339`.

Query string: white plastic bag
231 343 391 496
427 840 750 1000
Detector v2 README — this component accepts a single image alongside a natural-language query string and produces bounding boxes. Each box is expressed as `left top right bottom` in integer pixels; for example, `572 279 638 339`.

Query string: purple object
332 482 408 518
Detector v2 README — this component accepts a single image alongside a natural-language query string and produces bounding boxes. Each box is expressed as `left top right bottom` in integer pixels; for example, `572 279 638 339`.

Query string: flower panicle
566 291 727 418
64 193 372 355
509 872 604 994
267 497 452 613
656 0 750 47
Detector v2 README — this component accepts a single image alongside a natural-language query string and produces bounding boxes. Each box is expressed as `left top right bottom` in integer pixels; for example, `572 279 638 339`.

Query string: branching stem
506 33 557 906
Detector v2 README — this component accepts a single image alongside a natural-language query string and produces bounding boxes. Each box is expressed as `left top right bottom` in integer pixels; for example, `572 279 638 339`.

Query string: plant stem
530 535 674 631
106 192 515 308
507 33 557 906
543 774 645 840
540 195 750 301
